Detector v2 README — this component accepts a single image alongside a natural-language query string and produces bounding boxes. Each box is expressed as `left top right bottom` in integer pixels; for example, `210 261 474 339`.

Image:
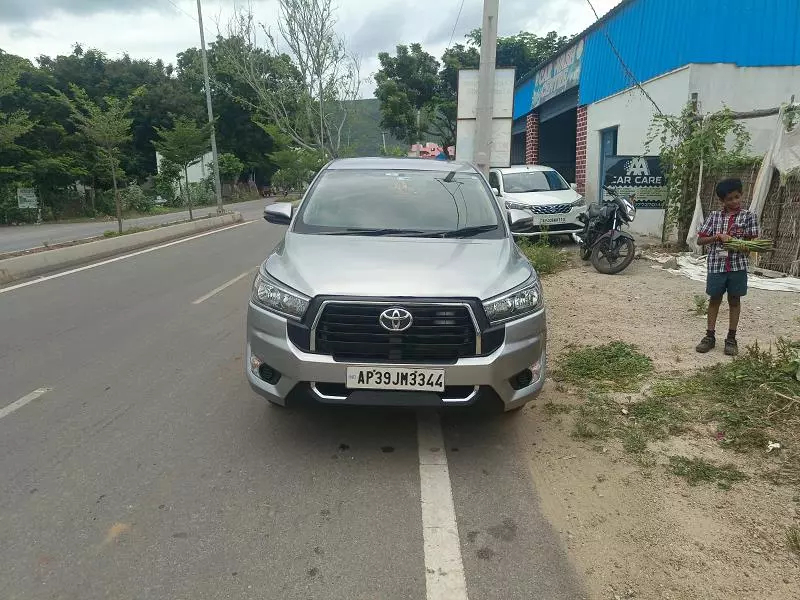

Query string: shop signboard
17 187 38 209
530 39 584 109
603 155 667 209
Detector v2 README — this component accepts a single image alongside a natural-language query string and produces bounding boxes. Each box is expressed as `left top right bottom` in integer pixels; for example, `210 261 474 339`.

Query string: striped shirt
698 209 759 273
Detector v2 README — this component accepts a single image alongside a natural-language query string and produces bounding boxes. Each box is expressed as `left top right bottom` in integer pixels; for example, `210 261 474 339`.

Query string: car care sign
603 156 667 209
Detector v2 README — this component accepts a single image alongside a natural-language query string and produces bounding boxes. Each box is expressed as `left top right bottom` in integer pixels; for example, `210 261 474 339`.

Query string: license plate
539 216 568 224
346 367 445 392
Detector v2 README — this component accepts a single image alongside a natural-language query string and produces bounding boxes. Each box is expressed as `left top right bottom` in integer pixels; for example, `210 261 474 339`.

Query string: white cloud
0 0 623 96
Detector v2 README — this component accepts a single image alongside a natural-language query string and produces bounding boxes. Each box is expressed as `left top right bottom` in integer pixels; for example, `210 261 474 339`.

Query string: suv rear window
294 169 503 238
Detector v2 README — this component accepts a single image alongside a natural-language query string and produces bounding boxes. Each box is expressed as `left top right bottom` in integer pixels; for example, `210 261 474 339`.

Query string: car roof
491 165 556 174
327 157 477 172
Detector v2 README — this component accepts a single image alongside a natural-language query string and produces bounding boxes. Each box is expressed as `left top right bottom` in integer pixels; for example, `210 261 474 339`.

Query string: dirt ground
514 256 800 599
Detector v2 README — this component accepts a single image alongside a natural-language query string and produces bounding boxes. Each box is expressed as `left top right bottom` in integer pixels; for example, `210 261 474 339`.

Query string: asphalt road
0 198 270 254
0 217 584 600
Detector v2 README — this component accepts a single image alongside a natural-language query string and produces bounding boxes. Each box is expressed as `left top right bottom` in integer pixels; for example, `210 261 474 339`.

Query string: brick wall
575 105 588 194
525 112 539 165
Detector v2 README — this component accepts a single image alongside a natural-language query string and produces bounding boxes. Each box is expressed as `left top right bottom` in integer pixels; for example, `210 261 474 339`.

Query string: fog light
510 368 533 390
510 358 542 391
258 363 281 385
250 355 262 375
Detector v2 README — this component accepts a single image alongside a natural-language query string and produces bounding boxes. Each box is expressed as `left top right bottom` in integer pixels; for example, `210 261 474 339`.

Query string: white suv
489 165 586 238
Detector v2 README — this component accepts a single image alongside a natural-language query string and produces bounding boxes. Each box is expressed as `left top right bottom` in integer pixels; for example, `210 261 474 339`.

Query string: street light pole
473 0 499 177
196 0 224 214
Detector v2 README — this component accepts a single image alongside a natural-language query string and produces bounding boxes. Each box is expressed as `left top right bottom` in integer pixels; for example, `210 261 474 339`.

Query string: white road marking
0 387 52 421
192 270 254 304
0 221 254 295
417 410 469 600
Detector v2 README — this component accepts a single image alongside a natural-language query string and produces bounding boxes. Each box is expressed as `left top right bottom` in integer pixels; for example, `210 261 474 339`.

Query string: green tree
269 146 325 192
0 51 35 150
221 1 360 157
647 102 752 245
466 29 571 81
374 44 440 145
153 117 211 220
154 157 182 205
177 38 275 186
58 84 141 232
375 31 568 149
381 145 408 157
214 152 245 185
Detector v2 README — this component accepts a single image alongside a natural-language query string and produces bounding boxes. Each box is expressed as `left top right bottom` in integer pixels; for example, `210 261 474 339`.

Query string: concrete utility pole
473 0 499 177
196 0 224 214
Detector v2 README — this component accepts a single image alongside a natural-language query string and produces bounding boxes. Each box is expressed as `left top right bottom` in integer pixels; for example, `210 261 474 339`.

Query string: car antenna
443 170 456 183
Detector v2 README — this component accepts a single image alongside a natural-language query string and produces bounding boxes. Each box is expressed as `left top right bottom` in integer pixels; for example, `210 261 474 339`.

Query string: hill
336 98 404 157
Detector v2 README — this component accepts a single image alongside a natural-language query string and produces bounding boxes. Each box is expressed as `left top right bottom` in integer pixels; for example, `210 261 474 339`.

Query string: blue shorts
706 270 748 298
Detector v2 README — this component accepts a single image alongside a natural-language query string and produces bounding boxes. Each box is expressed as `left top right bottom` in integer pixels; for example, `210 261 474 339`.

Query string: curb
0 212 243 285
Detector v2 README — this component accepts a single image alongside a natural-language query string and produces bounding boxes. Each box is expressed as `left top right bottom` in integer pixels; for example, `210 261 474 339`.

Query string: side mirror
492 187 501 196
507 208 533 233
264 202 293 225
570 182 578 191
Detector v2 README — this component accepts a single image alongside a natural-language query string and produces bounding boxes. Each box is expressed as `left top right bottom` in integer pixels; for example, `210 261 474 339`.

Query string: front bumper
510 206 586 237
246 301 547 411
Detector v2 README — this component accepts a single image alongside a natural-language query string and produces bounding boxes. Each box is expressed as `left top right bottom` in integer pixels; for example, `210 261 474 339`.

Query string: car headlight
505 200 531 211
571 196 585 207
251 272 309 320
482 277 543 324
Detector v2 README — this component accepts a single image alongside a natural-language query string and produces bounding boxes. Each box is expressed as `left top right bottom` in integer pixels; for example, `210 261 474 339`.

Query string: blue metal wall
578 0 800 105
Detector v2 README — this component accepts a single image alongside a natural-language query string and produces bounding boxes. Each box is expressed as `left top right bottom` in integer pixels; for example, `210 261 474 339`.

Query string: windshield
501 170 570 193
294 169 504 238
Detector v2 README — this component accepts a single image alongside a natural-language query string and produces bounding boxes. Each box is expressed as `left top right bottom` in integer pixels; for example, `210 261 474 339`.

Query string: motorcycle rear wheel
591 237 636 274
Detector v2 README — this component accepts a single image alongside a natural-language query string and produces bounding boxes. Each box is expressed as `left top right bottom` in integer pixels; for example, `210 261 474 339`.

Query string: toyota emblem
378 307 413 332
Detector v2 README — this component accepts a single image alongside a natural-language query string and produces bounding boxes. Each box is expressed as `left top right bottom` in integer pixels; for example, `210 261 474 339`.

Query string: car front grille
313 302 478 363
529 203 572 215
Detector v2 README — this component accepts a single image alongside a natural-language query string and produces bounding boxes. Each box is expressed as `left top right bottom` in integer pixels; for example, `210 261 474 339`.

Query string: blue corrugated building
511 0 799 235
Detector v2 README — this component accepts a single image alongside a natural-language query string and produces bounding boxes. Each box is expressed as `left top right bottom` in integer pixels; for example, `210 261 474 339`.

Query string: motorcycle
575 186 637 275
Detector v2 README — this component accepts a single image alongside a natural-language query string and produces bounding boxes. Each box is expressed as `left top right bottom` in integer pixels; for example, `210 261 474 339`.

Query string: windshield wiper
416 224 499 238
320 227 427 236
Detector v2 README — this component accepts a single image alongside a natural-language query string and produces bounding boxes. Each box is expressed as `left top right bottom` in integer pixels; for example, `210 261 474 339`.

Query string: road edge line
417 410 469 600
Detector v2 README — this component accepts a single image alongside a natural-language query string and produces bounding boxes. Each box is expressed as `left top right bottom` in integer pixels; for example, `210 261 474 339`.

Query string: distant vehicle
246 157 547 413
155 195 167 205
489 165 586 239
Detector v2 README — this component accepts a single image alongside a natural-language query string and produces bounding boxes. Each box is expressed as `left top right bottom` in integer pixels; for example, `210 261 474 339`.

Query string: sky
0 0 623 95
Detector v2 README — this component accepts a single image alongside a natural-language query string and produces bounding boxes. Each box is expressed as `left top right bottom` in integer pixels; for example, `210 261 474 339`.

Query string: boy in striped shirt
695 178 759 356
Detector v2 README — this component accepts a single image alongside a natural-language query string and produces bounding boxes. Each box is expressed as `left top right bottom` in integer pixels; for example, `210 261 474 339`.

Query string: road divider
0 212 243 285
0 220 253 294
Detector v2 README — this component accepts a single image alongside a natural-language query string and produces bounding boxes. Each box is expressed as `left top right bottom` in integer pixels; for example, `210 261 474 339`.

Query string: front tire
591 236 636 274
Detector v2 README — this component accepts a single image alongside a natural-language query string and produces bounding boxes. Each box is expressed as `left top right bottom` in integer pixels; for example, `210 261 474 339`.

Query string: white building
511 0 800 238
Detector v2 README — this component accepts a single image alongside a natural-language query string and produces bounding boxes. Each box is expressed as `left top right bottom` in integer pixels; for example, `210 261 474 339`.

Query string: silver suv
246 158 547 412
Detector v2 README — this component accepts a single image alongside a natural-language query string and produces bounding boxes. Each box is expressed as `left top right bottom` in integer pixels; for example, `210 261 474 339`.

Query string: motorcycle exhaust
571 233 583 245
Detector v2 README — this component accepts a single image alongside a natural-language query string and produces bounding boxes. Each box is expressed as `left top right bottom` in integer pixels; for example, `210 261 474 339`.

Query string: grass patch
668 455 748 489
102 226 148 238
571 394 616 440
555 342 653 391
517 238 569 276
692 294 708 316
652 340 800 459
543 402 574 416
628 396 689 439
787 526 800 556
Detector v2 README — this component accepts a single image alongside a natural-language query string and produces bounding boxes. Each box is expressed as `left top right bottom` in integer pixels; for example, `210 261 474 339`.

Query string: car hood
264 232 533 300
503 188 579 206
